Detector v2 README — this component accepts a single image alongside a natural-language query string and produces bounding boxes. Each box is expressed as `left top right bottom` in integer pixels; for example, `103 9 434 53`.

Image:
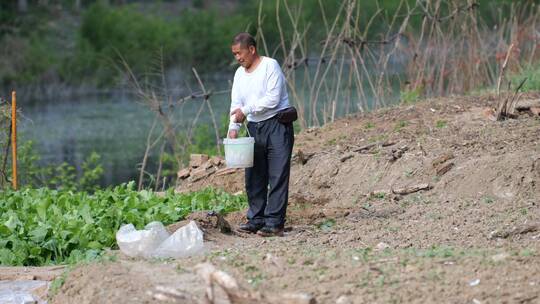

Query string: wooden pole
11 91 17 190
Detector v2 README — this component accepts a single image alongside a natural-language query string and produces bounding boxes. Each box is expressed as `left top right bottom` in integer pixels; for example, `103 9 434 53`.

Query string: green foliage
0 0 536 86
0 182 247 266
435 120 447 129
394 120 408 131
188 114 229 157
317 218 336 231
65 3 245 86
510 64 540 92
9 141 103 191
400 86 422 104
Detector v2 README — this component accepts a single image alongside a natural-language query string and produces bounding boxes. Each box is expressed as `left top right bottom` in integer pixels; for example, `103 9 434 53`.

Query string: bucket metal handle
243 121 251 138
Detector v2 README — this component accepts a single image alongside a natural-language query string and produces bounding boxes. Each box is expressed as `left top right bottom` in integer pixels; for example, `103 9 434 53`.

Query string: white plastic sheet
116 221 204 259
0 280 48 304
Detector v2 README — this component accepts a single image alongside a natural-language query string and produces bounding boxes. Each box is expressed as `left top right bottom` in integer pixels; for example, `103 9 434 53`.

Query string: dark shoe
256 226 284 237
238 222 263 234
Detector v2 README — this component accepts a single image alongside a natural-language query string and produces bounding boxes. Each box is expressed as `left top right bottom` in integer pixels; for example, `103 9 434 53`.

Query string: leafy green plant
400 86 422 104
0 183 247 266
365 122 375 129
510 64 540 92
317 218 336 231
435 120 447 129
6 141 103 191
394 120 408 131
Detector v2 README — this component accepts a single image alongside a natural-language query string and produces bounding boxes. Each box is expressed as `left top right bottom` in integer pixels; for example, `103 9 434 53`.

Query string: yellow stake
11 91 17 190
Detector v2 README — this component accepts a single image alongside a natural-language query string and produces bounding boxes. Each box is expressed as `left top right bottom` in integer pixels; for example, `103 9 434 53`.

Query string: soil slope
50 94 540 304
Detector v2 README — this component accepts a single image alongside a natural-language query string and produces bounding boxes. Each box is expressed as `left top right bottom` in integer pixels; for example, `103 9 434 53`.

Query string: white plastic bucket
223 137 255 168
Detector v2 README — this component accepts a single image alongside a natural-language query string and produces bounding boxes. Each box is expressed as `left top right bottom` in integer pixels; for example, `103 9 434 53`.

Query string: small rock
436 161 454 176
469 278 480 286
188 166 216 182
376 242 390 251
336 295 352 304
491 253 510 262
431 152 455 167
280 293 316 304
340 153 354 162
189 154 209 168
209 156 223 166
177 168 191 179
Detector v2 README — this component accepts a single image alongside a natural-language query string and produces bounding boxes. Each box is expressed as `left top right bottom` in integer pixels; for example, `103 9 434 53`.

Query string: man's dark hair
232 32 256 48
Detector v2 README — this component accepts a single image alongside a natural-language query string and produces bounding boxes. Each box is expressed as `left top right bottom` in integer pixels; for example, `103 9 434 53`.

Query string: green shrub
6 141 103 191
510 64 540 92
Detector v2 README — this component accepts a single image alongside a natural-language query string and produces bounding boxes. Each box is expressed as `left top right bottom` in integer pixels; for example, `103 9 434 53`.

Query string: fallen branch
392 183 432 195
431 152 455 168
195 263 316 304
351 141 396 153
496 78 527 120
489 222 540 239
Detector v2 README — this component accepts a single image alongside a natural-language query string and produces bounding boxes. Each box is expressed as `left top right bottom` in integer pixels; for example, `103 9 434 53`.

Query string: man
228 32 294 237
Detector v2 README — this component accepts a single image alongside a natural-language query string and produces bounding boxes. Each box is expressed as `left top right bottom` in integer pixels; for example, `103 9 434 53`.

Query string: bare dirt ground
20 94 540 303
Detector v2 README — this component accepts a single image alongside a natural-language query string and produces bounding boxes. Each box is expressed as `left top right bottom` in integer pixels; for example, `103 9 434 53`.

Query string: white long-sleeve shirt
228 56 290 131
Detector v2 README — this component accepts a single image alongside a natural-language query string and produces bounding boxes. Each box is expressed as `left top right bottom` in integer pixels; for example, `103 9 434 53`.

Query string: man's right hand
228 130 238 138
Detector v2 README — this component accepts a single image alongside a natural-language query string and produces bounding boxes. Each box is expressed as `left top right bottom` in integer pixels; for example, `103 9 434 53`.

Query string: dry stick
273 0 306 128
138 117 163 190
276 0 288 60
375 0 406 103
154 142 166 192
187 96 207 146
413 1 438 95
282 0 312 127
311 1 357 123
351 45 377 109
497 43 515 96
308 0 348 126
192 68 221 155
118 51 185 189
436 18 450 95
257 1 270 56
345 64 353 115
496 78 527 121
276 1 307 128
376 3 411 106
151 91 182 167
527 9 538 65
507 78 528 115
349 53 366 112
332 51 346 122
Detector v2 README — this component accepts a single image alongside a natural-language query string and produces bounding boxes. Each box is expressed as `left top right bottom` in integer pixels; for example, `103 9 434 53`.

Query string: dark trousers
245 117 294 228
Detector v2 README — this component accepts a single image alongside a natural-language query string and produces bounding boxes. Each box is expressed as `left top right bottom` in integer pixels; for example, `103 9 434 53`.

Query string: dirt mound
50 259 206 304
179 94 540 207
50 94 540 304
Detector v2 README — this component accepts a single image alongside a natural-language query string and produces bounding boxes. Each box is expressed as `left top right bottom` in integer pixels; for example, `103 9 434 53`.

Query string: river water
17 84 233 187
13 64 401 187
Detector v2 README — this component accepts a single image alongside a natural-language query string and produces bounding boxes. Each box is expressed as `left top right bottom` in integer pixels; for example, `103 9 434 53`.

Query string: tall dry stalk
255 0 540 129
117 51 228 190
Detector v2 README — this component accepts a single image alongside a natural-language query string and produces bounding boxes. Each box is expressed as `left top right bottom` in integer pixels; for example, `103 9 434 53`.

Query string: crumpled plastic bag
116 221 204 258
0 280 48 304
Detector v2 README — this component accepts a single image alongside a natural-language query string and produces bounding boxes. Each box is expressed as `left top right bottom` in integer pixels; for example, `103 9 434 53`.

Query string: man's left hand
231 108 246 123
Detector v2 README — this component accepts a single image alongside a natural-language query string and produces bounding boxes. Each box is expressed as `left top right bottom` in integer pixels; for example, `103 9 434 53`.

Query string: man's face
232 43 256 69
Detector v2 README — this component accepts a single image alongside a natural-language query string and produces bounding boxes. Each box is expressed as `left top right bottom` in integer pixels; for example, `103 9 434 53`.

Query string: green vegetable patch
0 182 246 266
